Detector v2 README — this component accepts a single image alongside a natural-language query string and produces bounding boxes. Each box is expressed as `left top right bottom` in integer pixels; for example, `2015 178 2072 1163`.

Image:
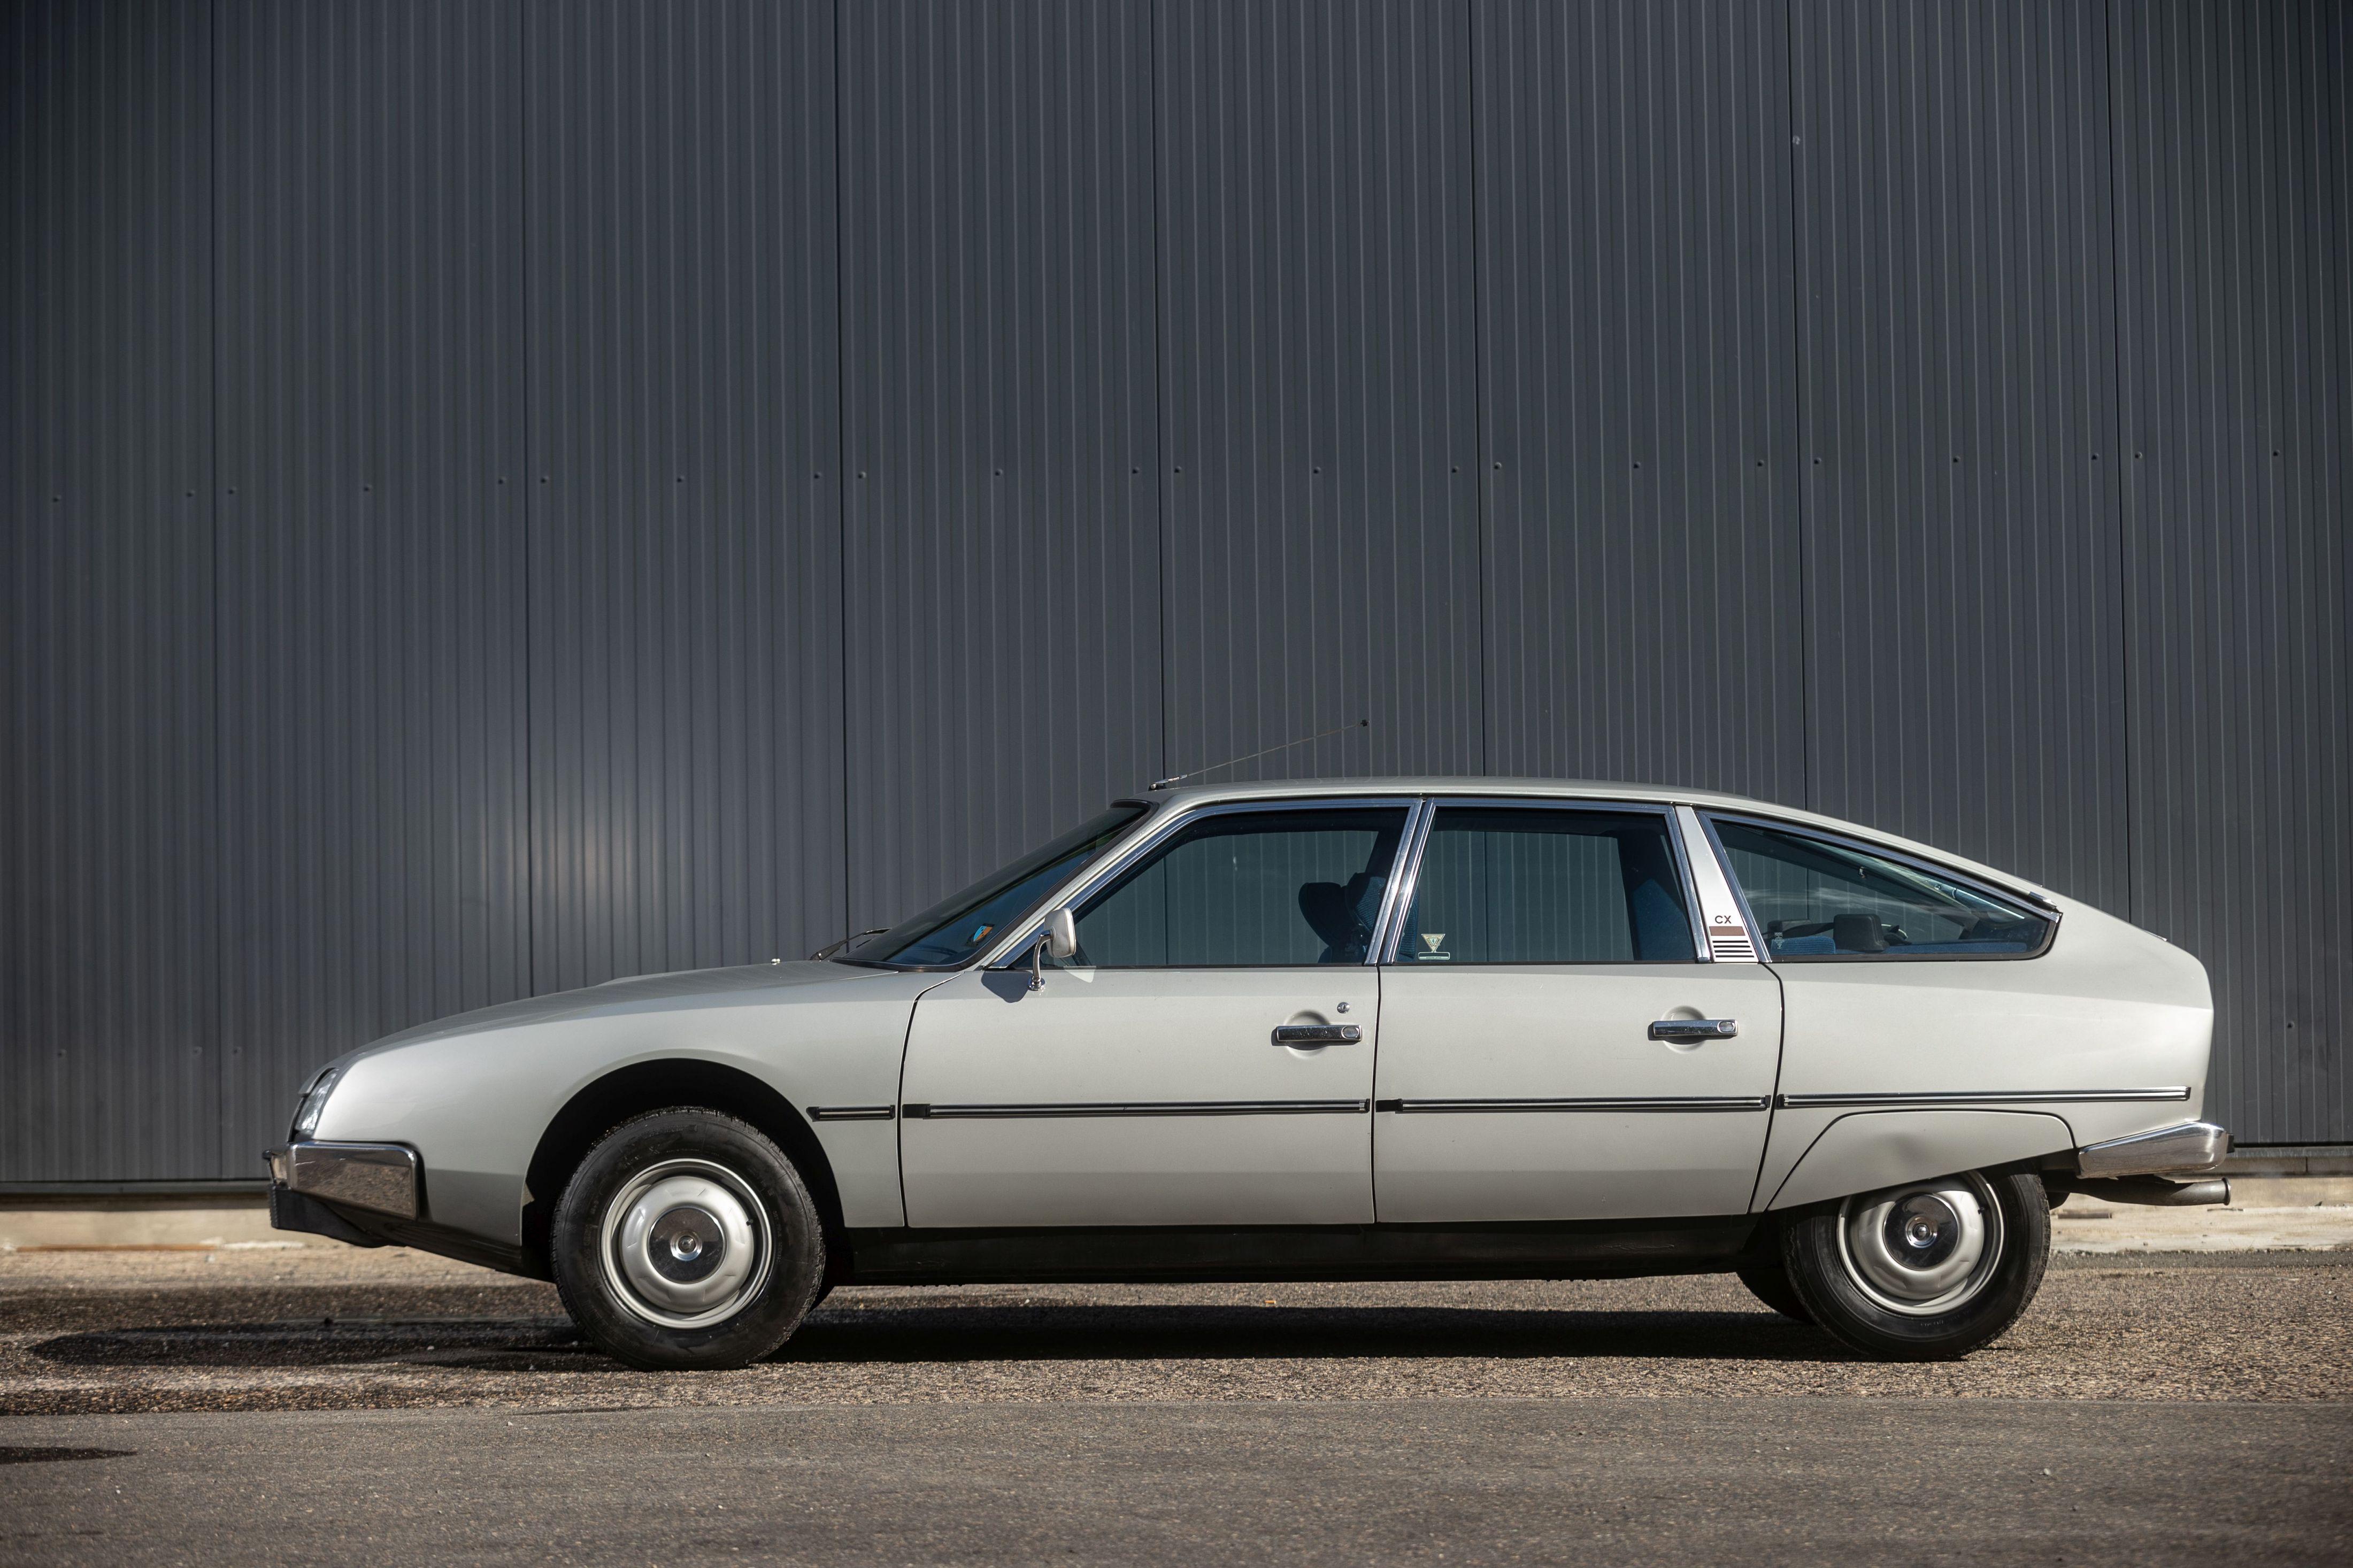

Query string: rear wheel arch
521 1059 845 1279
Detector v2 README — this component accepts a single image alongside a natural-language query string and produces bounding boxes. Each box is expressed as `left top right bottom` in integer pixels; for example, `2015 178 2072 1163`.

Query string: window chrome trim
1700 810 2060 964
975 795 1421 971
1374 1095 1770 1114
901 1100 1371 1119
1674 805 1762 962
1776 1087 2190 1109
1370 799 1437 964
1375 797 1700 966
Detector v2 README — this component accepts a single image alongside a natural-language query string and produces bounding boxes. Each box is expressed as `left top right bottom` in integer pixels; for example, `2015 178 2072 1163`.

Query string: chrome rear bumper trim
2074 1120 2230 1178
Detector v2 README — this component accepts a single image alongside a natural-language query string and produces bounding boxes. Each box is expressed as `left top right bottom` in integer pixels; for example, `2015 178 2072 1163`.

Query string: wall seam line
1783 0 1812 811
833 0 851 930
209 0 226 1176
1464 0 1490 777
2103 0 2135 927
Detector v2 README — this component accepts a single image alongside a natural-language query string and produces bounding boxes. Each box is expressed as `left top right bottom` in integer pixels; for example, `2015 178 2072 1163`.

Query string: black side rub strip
1775 1087 2191 1109
1375 1096 1771 1114
901 1100 1370 1120
808 1105 895 1122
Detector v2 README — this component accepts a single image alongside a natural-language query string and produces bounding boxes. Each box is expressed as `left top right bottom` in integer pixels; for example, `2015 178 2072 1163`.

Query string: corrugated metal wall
3 0 2346 1179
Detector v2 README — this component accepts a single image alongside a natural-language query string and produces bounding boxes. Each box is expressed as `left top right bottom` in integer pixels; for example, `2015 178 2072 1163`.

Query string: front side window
1710 817 2051 960
1063 806 1411 968
1389 806 1697 964
839 805 1149 968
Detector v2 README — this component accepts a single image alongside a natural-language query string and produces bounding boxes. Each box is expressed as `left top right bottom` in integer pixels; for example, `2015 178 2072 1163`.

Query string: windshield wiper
810 928 888 962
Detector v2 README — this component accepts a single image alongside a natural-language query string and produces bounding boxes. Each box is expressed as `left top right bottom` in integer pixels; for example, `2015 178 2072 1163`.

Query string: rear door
898 801 1411 1227
1372 800 1783 1222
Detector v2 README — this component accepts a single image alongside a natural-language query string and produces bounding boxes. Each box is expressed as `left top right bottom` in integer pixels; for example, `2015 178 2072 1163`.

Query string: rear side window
1709 818 2051 960
1389 807 1697 964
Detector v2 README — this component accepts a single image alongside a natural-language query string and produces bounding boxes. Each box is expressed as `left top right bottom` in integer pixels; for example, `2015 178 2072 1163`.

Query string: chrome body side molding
1778 1087 2191 1110
1375 1096 1771 1114
901 1099 1371 1120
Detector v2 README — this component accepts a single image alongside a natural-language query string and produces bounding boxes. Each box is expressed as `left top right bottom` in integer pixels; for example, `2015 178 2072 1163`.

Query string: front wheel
552 1109 827 1370
1781 1168 2049 1360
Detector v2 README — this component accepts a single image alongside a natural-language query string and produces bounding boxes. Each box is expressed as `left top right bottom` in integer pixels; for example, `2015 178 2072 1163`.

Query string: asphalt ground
2 1248 2348 1564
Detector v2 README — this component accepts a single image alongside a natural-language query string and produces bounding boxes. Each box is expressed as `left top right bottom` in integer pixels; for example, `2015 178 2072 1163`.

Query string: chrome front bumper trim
267 1141 420 1219
2075 1120 2229 1179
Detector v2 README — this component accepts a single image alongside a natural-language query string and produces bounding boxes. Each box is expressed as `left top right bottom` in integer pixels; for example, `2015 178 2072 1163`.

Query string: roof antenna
1149 719 1369 792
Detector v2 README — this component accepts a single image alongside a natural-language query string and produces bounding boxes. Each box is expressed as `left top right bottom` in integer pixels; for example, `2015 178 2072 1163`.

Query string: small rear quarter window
1709 818 2051 961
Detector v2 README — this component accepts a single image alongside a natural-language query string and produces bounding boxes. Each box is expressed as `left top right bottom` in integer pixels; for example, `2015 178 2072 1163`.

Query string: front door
898 802 1412 1228
1372 801 1783 1222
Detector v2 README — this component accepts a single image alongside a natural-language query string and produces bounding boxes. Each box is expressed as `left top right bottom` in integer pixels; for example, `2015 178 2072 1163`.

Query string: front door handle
1273 1023 1362 1046
1649 1018 1738 1042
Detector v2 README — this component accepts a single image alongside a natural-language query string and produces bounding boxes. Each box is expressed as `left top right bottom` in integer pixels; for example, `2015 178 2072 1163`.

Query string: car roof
1126 776 2051 901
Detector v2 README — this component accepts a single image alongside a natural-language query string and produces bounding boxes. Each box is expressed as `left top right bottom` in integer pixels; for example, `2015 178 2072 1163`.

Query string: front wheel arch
521 1059 845 1280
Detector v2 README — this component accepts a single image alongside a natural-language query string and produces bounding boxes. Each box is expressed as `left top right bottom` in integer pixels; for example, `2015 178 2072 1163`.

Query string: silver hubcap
1836 1173 2004 1316
600 1158 772 1329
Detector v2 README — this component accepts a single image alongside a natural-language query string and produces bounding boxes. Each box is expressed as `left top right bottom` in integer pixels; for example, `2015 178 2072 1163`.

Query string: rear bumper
2075 1121 2229 1179
2069 1121 2232 1207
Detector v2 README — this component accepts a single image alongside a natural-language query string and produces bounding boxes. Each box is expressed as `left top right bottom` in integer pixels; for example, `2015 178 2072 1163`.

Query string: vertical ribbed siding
4 2 2350 1179
526 0 845 990
1790 0 2128 908
1157 0 1483 784
840 1 1163 930
1 1 218 1181
1474 0 1803 801
2112 0 2353 1143
214 0 529 1172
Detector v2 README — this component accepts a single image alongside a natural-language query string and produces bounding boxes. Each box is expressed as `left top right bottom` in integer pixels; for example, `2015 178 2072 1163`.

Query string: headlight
290 1065 343 1140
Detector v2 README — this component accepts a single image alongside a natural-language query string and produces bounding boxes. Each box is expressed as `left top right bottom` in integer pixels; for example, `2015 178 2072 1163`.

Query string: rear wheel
1781 1168 2049 1360
552 1109 826 1370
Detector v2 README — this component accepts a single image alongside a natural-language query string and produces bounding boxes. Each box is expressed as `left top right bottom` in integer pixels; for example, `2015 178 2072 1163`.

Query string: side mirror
1025 908 1079 992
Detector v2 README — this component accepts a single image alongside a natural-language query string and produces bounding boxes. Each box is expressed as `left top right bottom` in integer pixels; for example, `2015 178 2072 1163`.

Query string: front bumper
266 1141 421 1219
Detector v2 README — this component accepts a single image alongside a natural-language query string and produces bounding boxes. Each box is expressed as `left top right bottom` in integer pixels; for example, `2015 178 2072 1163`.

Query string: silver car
268 778 2229 1366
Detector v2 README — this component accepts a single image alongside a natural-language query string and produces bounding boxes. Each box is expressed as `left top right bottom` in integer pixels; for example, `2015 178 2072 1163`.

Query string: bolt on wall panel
527 0 847 988
213 0 532 1170
2112 0 2352 1144
1790 0 2128 909
1 0 219 1181
1474 0 1805 805
841 0 1164 931
1156 0 1484 787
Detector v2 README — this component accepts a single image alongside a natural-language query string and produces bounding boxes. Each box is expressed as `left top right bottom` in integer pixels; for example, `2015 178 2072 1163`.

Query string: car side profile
268 778 2230 1366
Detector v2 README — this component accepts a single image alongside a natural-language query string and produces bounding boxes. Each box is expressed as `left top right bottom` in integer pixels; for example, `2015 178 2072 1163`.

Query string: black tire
1735 1264 1814 1323
551 1108 827 1370
1781 1168 2050 1361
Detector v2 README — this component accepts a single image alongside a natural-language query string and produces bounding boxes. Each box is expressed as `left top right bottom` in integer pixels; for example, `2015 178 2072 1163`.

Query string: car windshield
832 804 1150 969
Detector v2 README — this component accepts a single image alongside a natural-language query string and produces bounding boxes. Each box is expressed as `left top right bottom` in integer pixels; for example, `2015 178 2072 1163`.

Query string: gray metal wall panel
840 0 1164 928
1790 0 2128 909
526 0 846 990
213 0 530 1170
6 1 2351 1177
1 1 218 1181
1474 0 1804 802
1156 0 1484 785
2111 0 2353 1144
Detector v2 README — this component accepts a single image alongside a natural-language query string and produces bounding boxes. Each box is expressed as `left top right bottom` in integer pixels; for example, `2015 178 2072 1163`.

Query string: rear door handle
1649 1018 1738 1042
1273 1024 1362 1046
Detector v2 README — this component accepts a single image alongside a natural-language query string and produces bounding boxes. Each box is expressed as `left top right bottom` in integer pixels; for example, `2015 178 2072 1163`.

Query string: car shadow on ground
24 1303 1841 1372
